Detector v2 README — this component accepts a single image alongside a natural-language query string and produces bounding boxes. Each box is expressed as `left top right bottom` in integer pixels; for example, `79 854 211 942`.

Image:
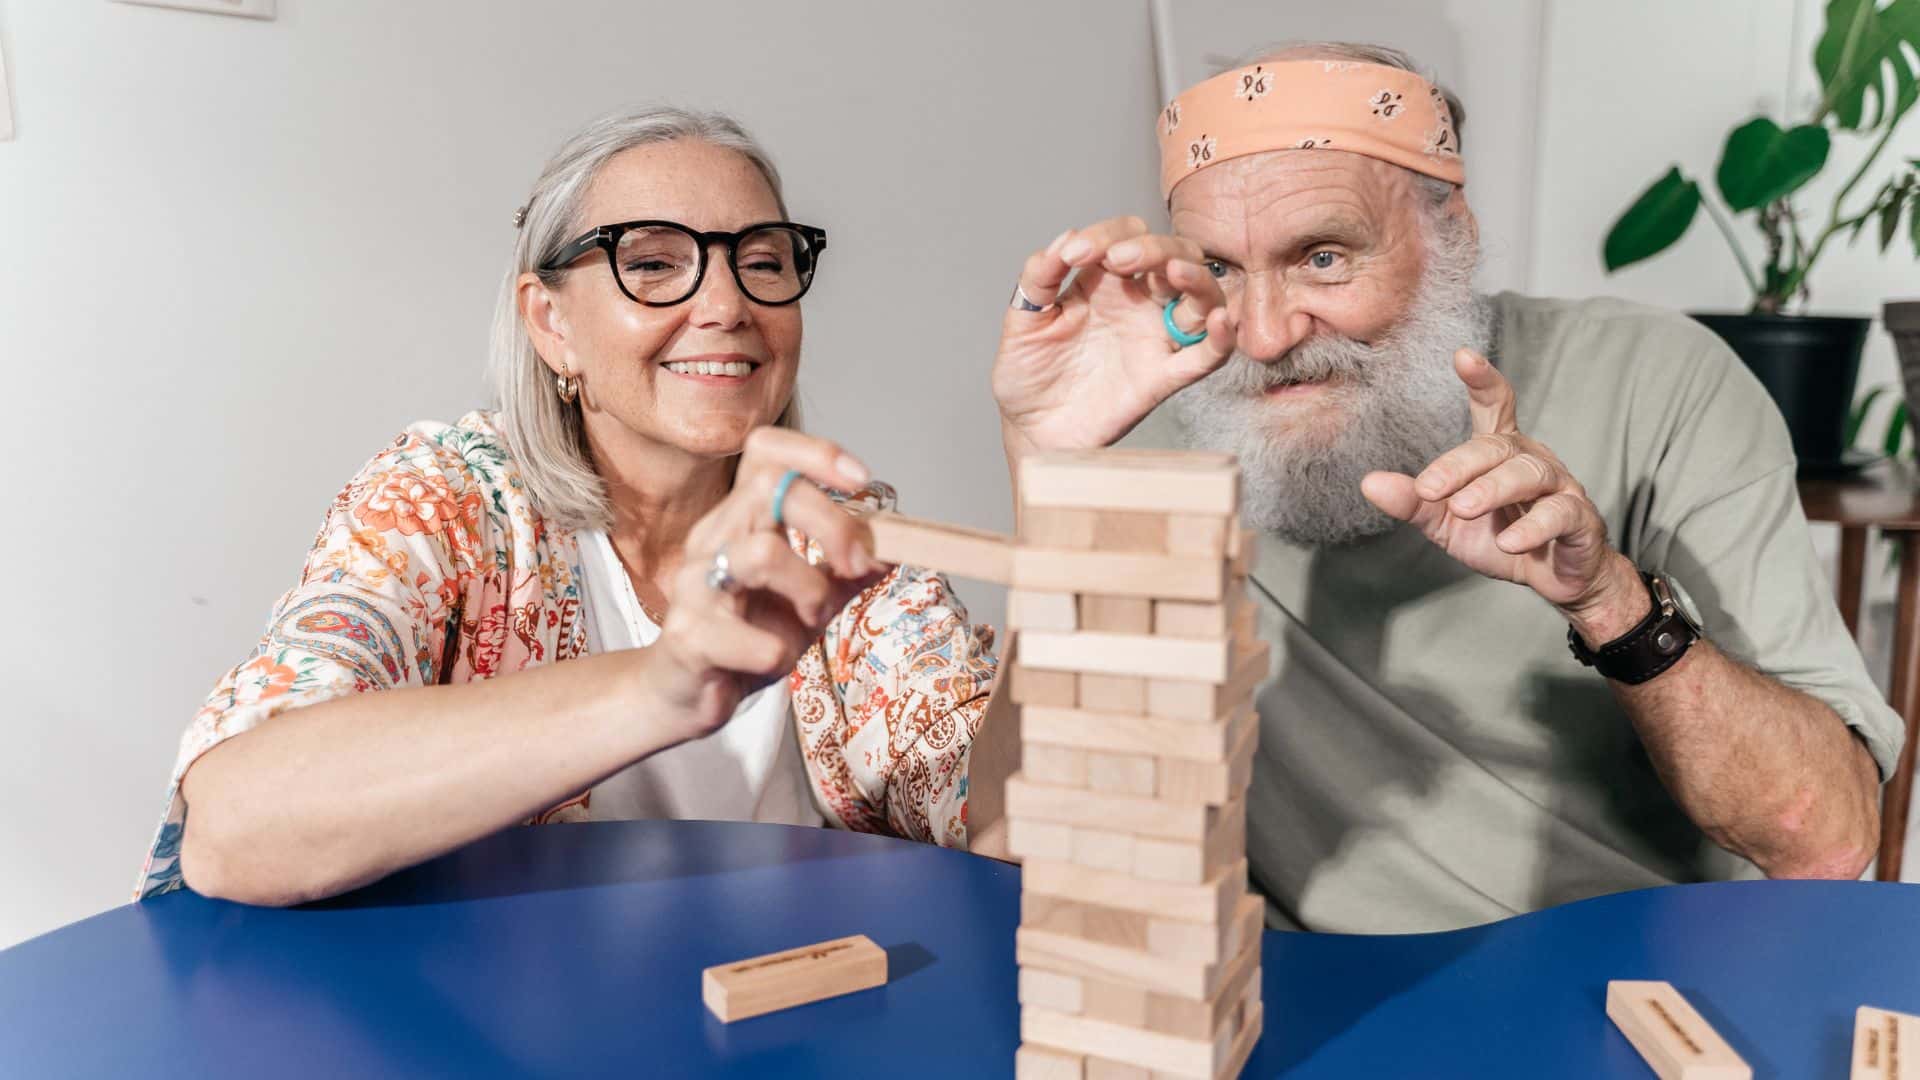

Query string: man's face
1163 149 1486 546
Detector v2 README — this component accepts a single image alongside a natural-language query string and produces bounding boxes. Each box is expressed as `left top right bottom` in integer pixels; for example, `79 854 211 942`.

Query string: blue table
3 820 1919 1077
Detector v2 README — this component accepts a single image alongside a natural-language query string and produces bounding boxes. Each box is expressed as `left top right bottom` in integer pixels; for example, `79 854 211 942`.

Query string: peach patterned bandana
1156 60 1465 200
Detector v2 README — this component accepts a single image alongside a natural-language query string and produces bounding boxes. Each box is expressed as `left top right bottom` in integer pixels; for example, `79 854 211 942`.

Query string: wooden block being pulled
1015 548 1226 603
1010 590 1080 632
1080 594 1154 635
1022 857 1246 927
1023 703 1251 764
702 935 887 1022
1020 449 1239 515
1854 1005 1920 1080
1605 980 1751 1080
1006 775 1225 841
1021 630 1232 683
868 512 1013 584
1016 1044 1086 1080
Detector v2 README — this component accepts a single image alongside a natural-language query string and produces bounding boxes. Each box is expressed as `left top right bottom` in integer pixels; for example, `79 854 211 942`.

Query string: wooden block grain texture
702 935 887 1022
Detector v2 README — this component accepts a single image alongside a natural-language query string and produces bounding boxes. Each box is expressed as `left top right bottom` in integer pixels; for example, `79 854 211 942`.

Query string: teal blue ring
1163 297 1207 348
770 469 803 528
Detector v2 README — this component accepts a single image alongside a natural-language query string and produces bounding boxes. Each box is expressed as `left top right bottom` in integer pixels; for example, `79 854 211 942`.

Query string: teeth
666 360 755 377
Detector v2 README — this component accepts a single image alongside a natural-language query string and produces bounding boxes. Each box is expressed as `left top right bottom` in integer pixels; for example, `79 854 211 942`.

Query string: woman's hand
991 216 1238 459
641 428 886 740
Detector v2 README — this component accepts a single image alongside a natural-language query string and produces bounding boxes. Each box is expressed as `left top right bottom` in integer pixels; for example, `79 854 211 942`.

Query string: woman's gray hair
489 105 801 533
1218 41 1466 212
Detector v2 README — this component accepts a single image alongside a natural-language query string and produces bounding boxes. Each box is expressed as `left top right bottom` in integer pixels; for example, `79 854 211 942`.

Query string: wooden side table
1800 459 1920 881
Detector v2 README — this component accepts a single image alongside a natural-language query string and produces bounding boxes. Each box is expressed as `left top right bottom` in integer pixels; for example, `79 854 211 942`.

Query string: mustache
1204 334 1382 395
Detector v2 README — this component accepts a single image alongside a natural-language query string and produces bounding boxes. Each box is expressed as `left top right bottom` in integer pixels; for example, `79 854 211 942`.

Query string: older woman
136 107 996 905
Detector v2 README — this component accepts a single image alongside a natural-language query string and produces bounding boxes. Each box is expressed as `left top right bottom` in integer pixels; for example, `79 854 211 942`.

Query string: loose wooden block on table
1005 775 1227 841
1854 1005 1920 1080
1156 722 1258 807
701 934 888 1022
1014 662 1080 708
1019 449 1239 515
1080 594 1155 635
1011 590 1080 632
1022 857 1247 926
1079 672 1148 714
1015 548 1228 603
1021 630 1232 683
1087 750 1158 796
868 512 1014 583
1605 980 1751 1080
1023 703 1251 764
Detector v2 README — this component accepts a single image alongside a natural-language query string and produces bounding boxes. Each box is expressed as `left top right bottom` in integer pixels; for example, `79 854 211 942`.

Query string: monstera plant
1604 0 1920 474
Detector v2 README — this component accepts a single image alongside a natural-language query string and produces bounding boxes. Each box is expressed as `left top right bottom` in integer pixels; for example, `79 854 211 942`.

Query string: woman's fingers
738 427 871 495
715 532 836 627
1012 229 1076 311
761 479 877 579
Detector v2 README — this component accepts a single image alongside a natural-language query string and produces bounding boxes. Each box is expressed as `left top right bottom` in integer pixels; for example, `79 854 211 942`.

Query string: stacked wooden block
1005 449 1268 1080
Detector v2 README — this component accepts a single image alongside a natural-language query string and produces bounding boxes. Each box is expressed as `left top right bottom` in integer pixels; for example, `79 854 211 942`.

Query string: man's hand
1360 348 1650 646
992 216 1237 458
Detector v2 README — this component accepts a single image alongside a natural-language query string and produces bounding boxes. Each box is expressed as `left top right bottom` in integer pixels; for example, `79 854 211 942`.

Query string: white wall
3 0 1915 950
0 0 1163 949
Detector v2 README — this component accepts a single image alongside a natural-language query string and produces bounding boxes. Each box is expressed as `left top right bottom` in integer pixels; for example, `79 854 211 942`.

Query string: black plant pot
1689 312 1871 472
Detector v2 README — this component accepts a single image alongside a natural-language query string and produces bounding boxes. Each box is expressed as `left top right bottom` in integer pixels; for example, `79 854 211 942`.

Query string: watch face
1663 574 1706 633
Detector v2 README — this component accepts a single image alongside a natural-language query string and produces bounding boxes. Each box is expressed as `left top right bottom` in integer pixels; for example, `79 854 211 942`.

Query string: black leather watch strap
1566 571 1701 686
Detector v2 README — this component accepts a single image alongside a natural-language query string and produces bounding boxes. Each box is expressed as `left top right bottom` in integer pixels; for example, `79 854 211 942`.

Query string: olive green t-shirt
1138 292 1902 933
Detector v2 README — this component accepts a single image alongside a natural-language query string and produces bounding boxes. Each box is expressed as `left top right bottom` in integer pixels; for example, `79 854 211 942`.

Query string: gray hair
1218 41 1466 213
489 105 800 532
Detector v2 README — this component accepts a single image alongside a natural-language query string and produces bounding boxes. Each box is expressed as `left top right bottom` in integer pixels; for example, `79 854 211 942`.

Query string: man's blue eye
1309 251 1338 270
1205 260 1229 278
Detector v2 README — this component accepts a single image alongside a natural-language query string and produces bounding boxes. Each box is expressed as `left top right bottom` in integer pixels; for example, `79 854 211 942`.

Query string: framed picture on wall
111 0 276 19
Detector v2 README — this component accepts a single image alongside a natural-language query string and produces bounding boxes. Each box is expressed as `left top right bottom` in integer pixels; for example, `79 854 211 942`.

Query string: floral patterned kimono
136 412 998 899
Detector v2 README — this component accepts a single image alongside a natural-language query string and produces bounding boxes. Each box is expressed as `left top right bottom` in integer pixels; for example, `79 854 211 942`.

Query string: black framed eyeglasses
539 220 827 307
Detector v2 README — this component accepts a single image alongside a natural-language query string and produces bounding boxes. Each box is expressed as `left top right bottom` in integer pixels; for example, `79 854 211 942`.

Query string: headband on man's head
1156 60 1465 201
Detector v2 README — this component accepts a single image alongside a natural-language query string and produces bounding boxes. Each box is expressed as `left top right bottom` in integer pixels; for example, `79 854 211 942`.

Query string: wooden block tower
1003 449 1266 1080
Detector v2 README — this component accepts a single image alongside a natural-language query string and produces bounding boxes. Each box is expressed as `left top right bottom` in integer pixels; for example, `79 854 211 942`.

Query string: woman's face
525 139 803 460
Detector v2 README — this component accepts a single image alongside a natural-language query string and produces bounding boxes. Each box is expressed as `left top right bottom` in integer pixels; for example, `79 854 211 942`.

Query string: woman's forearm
178 651 678 906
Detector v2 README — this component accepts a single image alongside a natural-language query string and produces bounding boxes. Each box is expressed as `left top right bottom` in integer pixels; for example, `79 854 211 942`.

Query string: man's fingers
1360 471 1429 524
1447 453 1561 521
1494 492 1590 554
1454 348 1518 435
1413 432 1520 501
1013 229 1075 309
1056 216 1151 268
1163 258 1227 316
1104 233 1205 277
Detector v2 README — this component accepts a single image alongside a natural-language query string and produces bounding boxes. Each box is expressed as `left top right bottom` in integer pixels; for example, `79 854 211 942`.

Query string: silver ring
705 547 740 593
1010 283 1057 314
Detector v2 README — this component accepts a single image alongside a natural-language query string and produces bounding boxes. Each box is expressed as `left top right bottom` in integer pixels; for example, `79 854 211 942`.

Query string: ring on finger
1010 283 1057 314
1163 296 1208 348
705 546 741 594
770 469 804 529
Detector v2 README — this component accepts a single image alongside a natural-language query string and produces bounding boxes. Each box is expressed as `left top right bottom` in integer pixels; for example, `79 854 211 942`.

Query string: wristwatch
1566 571 1705 685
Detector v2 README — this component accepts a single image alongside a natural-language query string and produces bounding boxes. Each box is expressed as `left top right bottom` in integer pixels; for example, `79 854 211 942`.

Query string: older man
989 42 1901 933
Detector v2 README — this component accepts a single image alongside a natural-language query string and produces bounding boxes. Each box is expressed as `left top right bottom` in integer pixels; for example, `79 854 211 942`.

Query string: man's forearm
1604 638 1879 878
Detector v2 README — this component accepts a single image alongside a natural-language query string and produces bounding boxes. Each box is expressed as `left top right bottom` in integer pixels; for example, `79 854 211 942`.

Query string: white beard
1165 215 1491 547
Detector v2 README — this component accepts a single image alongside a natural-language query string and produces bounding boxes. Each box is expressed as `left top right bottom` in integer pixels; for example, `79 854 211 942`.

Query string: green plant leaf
1884 190 1909 251
1716 118 1832 211
1913 191 1920 255
1604 168 1701 272
1850 385 1889 446
1886 399 1911 458
1815 0 1920 131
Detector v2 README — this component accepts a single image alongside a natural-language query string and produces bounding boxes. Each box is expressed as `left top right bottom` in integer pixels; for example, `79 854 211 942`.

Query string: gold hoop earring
555 363 579 405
